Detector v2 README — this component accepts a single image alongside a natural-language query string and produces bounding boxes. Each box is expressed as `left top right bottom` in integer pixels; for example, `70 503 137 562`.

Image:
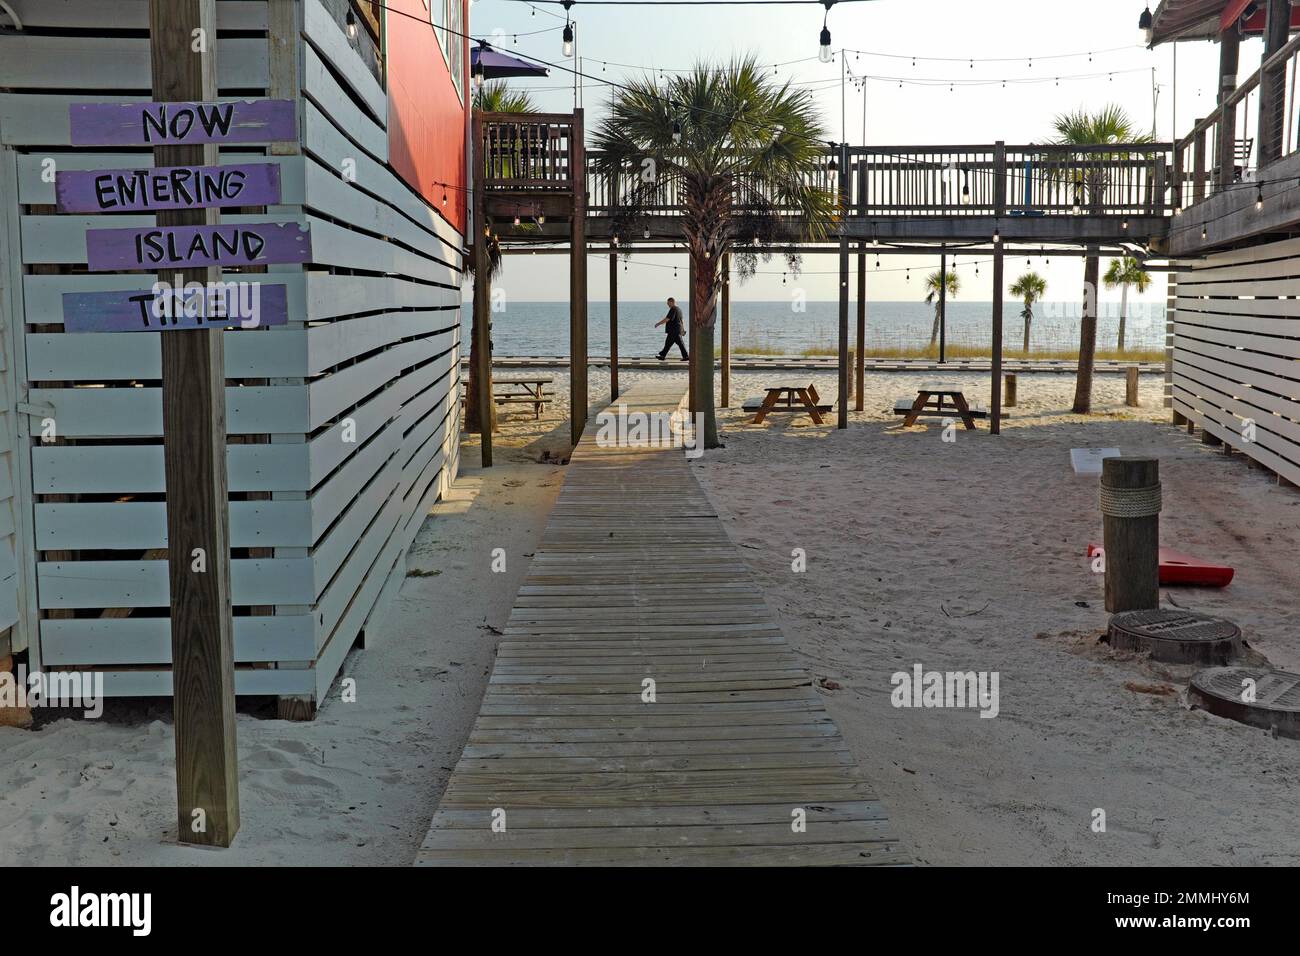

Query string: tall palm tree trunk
1072 250 1100 414
1117 282 1128 351
929 307 941 348
1022 307 1032 352
689 249 721 449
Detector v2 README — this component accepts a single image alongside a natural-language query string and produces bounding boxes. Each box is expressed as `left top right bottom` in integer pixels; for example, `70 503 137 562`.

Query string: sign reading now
84 222 312 271
56 162 282 213
69 99 297 146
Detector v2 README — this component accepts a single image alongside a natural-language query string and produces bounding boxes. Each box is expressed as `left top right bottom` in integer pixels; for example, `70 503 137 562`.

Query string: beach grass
723 341 1164 363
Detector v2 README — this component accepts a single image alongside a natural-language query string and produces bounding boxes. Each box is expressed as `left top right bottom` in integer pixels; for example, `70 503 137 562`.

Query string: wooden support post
1173 409 1188 427
1125 366 1140 407
1101 457 1161 614
471 113 493 467
938 246 947 364
837 142 849 430
1201 428 1223 447
720 252 730 408
149 0 239 848
608 247 618 402
1259 0 1291 165
569 109 588 447
1004 373 1017 408
1215 28 1240 189
855 242 865 412
990 246 1004 435
687 258 697 419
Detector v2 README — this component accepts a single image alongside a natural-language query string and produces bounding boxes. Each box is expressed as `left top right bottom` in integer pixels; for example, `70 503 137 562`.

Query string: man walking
655 296 689 361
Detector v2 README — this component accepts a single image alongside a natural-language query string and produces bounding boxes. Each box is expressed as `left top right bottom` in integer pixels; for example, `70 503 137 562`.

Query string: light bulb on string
818 2 834 65
346 9 357 39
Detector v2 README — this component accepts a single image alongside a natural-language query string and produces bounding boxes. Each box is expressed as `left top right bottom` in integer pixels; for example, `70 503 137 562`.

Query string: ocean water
463 300 1167 357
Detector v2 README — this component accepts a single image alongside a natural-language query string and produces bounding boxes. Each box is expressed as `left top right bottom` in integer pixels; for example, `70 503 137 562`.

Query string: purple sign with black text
84 221 312 271
69 99 297 146
62 281 289 333
56 162 282 213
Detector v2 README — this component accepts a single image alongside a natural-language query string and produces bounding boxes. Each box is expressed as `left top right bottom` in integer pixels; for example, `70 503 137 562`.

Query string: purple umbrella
471 42 550 81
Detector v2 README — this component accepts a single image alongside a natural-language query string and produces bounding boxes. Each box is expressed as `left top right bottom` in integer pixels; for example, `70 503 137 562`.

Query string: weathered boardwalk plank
416 384 906 866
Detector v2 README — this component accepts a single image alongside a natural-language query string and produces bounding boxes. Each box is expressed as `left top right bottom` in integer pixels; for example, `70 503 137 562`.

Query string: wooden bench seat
892 398 989 419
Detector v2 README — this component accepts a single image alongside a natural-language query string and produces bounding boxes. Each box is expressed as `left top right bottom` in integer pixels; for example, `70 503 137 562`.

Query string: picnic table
461 376 554 419
894 386 985 430
747 384 832 425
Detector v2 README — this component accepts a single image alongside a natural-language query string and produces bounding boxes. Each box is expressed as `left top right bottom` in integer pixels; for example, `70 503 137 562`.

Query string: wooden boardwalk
417 385 905 866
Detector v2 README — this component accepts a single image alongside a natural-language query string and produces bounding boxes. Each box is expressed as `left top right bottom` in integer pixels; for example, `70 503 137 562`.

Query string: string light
562 0 575 57
346 9 357 39
818 1 834 64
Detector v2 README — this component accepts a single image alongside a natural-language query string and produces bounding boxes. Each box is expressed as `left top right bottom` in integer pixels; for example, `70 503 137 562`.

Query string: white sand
686 369 1300 866
4 365 1296 866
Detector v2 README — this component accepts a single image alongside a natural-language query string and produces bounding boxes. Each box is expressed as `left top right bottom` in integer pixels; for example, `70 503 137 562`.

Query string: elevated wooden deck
417 384 905 866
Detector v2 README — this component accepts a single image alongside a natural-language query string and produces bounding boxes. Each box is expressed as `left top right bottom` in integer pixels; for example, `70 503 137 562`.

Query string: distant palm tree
1010 272 1047 352
924 269 960 348
473 80 536 114
1051 105 1154 413
1103 257 1151 351
593 57 836 448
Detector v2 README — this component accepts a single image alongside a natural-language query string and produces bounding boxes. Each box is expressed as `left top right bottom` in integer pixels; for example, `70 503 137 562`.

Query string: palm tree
1051 105 1154 413
473 80 536 113
1009 272 1047 352
592 57 836 448
1103 257 1150 351
467 83 536 434
924 269 959 348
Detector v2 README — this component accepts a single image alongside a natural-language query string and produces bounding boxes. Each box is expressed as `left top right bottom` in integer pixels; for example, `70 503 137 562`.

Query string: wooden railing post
1172 142 1184 211
1193 123 1207 203
993 141 1007 218
1216 26 1240 188
1258 0 1291 165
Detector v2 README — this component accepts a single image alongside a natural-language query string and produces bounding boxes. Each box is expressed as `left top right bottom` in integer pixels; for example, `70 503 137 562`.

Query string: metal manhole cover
1189 667 1300 739
1107 609 1242 664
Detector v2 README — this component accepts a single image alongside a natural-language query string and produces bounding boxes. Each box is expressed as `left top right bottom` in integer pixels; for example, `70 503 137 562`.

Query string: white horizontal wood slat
40 612 316 667
33 443 310 494
0 36 269 90
6 0 269 30
301 43 388 163
301 0 386 126
1173 236 1300 489
38 556 315 608
27 384 310 436
36 498 314 551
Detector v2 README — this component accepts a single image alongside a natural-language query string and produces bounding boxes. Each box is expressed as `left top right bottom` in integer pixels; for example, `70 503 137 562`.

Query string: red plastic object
1086 544 1234 587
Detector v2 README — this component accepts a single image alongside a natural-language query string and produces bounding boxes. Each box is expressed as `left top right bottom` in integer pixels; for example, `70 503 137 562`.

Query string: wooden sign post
149 0 239 848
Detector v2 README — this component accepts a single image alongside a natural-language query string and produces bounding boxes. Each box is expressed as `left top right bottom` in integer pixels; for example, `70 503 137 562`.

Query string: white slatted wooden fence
0 0 464 708
1172 236 1300 486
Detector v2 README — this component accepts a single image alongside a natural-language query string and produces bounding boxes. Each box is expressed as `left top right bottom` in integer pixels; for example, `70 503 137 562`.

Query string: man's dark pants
658 329 689 360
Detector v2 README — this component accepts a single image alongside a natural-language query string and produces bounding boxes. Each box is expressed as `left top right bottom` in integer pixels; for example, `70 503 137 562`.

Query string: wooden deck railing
480 112 582 190
1174 31 1300 209
583 142 1172 219
478 116 1172 220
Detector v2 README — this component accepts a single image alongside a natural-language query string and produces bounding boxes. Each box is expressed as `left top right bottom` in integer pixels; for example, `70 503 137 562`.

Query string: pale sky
468 0 1257 302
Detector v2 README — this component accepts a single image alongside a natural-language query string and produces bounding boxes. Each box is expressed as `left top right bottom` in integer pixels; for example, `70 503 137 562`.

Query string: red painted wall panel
385 0 468 236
